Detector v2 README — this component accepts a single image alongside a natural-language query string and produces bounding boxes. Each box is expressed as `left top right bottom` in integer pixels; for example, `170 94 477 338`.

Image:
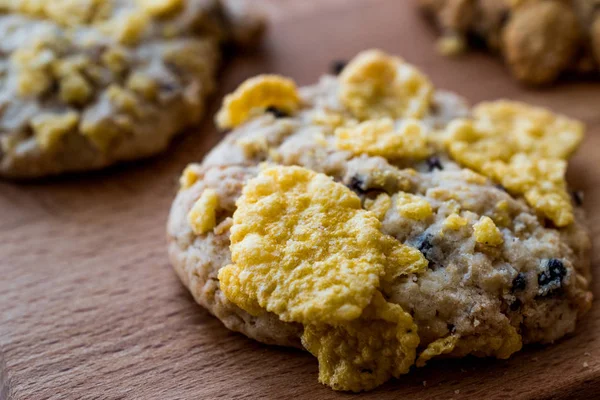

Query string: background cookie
419 0 600 85
167 50 592 391
0 0 264 179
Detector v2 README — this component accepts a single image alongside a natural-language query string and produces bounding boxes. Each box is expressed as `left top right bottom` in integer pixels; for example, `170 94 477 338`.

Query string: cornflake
416 325 522 367
339 49 433 120
188 188 219 235
216 75 300 129
335 118 430 160
302 292 419 392
445 100 584 226
218 165 426 324
473 216 504 246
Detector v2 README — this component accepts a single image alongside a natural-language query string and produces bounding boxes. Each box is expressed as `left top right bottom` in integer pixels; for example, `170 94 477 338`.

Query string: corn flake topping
416 325 522 367
218 165 424 324
473 216 504 246
216 75 300 130
30 111 79 150
335 118 430 160
339 49 433 120
445 100 584 226
395 192 433 221
302 292 419 392
188 188 219 235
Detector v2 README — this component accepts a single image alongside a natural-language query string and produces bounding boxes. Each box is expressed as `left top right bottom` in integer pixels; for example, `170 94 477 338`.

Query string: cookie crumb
436 35 466 56
423 381 427 387
583 362 589 368
455 389 461 394
585 352 591 357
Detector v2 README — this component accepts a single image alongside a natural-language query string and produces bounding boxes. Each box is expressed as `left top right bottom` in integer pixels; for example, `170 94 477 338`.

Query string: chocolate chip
416 233 437 266
331 60 347 75
159 82 178 93
426 156 444 172
495 184 508 192
347 176 367 194
571 191 584 207
512 273 527 292
265 106 288 118
509 299 522 311
538 258 566 295
360 368 374 374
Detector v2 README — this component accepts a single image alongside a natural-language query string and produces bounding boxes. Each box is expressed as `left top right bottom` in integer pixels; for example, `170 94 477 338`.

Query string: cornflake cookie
0 0 264 179
167 49 593 392
419 0 600 85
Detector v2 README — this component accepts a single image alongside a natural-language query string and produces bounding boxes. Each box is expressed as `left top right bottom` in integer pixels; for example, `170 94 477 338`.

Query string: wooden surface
1 1 600 399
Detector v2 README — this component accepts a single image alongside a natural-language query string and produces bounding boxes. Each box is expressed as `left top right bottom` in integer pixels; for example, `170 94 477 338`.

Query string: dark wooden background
1 1 599 398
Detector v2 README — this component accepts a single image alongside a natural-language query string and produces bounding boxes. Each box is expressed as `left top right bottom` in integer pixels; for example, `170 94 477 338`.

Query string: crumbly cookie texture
167 50 592 392
419 0 600 85
0 0 265 179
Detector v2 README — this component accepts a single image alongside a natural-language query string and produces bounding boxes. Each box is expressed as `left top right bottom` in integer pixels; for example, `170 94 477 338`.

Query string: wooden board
1 1 599 399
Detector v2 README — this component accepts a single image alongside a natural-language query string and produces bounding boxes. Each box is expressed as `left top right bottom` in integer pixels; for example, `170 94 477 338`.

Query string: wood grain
1 1 599 399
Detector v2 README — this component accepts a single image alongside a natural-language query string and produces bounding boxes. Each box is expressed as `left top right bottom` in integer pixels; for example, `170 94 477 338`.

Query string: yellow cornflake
445 100 584 226
59 73 92 104
334 118 430 160
30 111 79 150
415 335 457 367
339 49 433 120
126 72 158 100
138 0 183 17
473 101 584 159
385 244 429 278
106 85 141 117
216 75 300 129
179 164 201 190
486 155 573 227
417 326 522 367
473 216 504 246
8 0 112 27
107 11 149 45
188 188 219 235
302 292 419 392
11 47 54 97
218 166 422 324
443 213 468 230
364 193 392 221
101 47 129 74
396 192 433 221
80 118 122 152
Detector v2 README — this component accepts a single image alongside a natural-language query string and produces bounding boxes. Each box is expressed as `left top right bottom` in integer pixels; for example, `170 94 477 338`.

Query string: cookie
167 50 592 392
0 0 264 179
419 0 600 85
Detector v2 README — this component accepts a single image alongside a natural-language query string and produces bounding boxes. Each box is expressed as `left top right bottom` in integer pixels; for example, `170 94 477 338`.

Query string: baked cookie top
168 49 592 392
0 0 264 179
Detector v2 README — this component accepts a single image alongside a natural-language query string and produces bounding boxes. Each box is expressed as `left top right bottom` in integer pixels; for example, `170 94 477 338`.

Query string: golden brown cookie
167 50 592 392
0 0 264 179
419 0 600 85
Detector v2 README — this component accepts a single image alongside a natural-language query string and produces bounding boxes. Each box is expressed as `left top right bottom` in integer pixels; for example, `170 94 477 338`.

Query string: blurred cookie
0 0 264 179
420 0 600 85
